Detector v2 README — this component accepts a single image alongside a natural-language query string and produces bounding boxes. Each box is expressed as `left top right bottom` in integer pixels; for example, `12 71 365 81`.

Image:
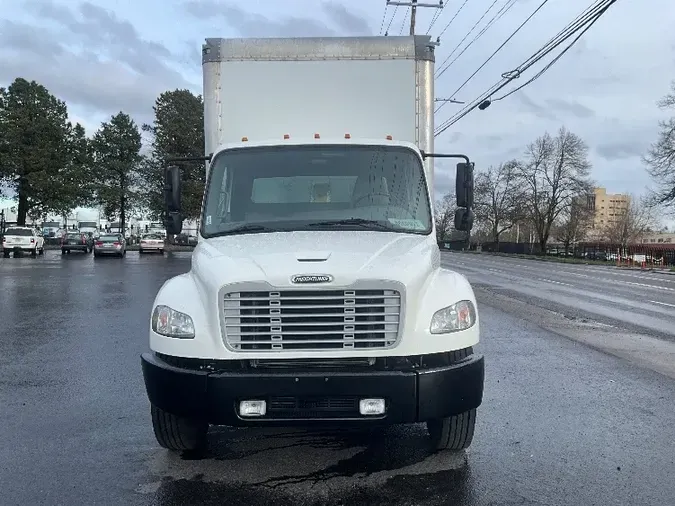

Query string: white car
2 226 45 257
139 233 165 254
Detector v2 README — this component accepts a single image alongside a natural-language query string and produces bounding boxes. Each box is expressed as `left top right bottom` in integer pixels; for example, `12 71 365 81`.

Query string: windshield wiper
307 218 394 230
209 224 279 237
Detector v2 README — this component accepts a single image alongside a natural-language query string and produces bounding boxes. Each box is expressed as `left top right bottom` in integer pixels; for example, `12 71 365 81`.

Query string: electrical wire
384 3 400 35
435 0 519 79
379 1 390 35
436 0 471 40
435 0 551 115
494 4 608 101
398 7 411 35
434 0 616 137
435 0 501 79
426 1 445 34
517 0 606 70
435 0 615 132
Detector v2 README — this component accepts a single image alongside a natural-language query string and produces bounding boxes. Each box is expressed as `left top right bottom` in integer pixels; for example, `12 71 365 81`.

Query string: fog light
359 398 386 416
239 400 267 417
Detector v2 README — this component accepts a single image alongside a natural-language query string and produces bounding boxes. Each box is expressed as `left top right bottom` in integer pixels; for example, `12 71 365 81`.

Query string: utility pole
386 1 443 35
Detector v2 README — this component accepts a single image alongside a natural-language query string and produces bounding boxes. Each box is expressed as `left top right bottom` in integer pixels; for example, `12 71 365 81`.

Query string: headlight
430 300 476 334
151 305 195 338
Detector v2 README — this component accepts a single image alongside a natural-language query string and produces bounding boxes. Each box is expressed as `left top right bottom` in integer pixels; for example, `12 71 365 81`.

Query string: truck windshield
201 145 432 237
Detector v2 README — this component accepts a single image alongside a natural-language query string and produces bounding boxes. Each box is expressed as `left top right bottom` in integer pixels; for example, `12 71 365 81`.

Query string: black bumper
141 352 484 426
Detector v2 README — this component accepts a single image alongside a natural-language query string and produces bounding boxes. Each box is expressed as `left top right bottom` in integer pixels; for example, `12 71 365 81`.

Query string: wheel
139 249 144 254
150 404 208 452
94 252 99 258
2 251 9 258
31 247 37 257
39 246 44 255
61 249 66 255
159 249 164 255
427 409 477 451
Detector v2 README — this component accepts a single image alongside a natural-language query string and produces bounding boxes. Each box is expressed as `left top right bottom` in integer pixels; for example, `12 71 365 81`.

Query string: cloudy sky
1 0 674 215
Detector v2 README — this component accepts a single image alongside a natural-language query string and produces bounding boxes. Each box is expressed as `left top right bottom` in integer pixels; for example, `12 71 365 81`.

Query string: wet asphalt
1 249 674 506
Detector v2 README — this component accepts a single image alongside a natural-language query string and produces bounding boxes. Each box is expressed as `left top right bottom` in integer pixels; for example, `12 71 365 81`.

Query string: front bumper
141 352 485 426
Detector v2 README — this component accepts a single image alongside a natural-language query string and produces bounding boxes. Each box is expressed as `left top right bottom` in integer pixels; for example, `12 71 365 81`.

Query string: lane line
650 300 675 308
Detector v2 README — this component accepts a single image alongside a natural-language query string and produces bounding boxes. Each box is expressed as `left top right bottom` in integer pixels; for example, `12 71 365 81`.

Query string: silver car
139 233 165 254
94 234 126 258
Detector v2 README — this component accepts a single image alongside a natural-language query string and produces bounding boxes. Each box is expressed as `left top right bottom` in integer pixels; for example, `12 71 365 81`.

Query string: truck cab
141 35 483 454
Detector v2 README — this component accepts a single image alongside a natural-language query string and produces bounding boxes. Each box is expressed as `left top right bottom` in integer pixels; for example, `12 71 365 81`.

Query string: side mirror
454 207 474 232
164 165 182 213
456 162 474 209
163 166 183 235
164 211 183 235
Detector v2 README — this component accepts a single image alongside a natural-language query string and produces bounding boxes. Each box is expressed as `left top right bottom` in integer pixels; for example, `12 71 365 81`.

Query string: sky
1 0 674 223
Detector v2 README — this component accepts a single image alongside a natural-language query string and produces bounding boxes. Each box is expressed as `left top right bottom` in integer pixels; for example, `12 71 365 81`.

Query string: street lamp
478 99 491 110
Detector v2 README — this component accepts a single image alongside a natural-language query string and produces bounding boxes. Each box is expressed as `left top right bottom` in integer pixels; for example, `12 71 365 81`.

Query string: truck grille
223 289 401 351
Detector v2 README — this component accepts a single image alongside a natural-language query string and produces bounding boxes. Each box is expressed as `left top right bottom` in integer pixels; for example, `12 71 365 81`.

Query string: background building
585 187 631 239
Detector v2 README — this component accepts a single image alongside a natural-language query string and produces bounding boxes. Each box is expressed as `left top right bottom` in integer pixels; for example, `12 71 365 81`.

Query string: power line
436 0 471 40
379 2 390 35
435 0 501 79
384 3 400 35
398 7 411 35
425 0 444 34
434 0 617 137
435 0 615 133
435 0 551 115
435 0 519 79
494 1 610 100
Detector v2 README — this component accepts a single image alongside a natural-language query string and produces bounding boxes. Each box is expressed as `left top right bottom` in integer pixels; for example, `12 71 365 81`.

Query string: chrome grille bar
223 289 401 351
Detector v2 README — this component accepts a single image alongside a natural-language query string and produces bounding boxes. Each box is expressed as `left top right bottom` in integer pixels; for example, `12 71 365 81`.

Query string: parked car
61 231 92 254
2 226 45 257
139 233 165 254
94 234 126 258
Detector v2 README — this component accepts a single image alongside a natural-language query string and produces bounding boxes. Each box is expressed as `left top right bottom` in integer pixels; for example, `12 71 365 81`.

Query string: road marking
537 278 573 287
650 300 675 308
624 281 675 292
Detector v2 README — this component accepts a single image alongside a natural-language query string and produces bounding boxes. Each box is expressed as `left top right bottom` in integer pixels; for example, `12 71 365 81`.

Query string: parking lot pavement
1 250 675 505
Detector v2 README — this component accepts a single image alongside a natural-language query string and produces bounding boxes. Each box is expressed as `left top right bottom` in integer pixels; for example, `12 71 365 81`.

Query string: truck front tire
427 408 476 451
150 404 208 452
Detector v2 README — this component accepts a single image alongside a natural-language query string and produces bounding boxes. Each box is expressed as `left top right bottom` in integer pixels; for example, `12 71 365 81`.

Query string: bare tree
643 81 675 210
518 127 593 253
554 196 593 253
474 160 525 248
602 196 654 251
434 193 456 242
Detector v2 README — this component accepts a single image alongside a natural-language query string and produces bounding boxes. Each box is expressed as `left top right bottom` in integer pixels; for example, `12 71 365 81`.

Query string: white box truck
141 35 483 453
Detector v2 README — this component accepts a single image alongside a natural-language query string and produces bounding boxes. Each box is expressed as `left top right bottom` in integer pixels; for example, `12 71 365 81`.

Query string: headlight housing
151 305 195 339
430 300 476 334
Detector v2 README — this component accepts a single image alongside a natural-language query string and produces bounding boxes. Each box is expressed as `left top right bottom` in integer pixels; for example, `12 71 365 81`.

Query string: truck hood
190 231 441 290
